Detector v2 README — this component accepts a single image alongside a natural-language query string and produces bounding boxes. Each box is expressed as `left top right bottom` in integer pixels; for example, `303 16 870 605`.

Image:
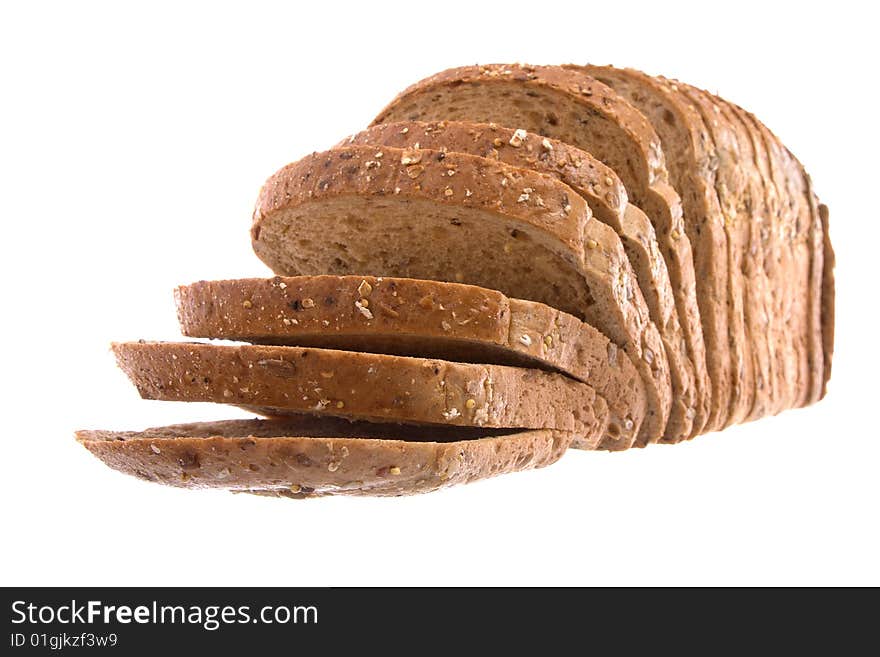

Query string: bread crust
112 342 609 443
176 276 647 450
345 120 695 441
77 418 573 497
251 145 671 445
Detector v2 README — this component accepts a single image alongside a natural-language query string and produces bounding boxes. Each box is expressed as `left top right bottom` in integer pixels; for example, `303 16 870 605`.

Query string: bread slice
343 120 699 441
112 342 609 446
579 66 733 432
76 417 573 497
250 145 671 445
372 64 706 442
175 276 647 450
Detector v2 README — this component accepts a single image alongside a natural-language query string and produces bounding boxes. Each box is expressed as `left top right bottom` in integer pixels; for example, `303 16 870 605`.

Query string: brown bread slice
250 145 671 445
576 66 732 433
112 342 609 446
372 64 706 442
344 120 700 441
176 276 647 450
77 418 573 498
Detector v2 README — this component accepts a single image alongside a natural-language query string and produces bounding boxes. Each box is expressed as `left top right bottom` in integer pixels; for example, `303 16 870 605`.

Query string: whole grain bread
372 64 707 442
76 417 574 497
250 145 671 445
344 120 698 441
175 276 647 450
579 66 732 434
112 341 609 445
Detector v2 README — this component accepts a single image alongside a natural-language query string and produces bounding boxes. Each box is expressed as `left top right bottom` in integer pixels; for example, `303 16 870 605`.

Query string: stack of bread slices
78 64 835 498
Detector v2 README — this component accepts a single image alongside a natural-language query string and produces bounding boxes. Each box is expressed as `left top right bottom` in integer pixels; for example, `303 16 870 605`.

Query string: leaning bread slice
176 276 647 449
76 417 574 498
372 64 706 441
250 146 671 445
344 121 699 441
112 342 608 447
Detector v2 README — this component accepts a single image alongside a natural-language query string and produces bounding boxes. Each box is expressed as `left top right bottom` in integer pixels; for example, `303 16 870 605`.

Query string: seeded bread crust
176 276 647 450
344 120 694 441
580 66 731 433
112 342 609 445
251 145 671 445
76 418 574 497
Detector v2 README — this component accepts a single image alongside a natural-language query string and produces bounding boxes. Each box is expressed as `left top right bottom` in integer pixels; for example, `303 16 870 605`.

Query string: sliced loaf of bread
250 145 671 445
344 120 698 441
175 276 647 450
77 417 573 497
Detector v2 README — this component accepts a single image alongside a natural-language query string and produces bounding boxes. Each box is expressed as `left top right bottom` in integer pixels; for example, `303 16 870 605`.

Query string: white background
1 0 877 586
